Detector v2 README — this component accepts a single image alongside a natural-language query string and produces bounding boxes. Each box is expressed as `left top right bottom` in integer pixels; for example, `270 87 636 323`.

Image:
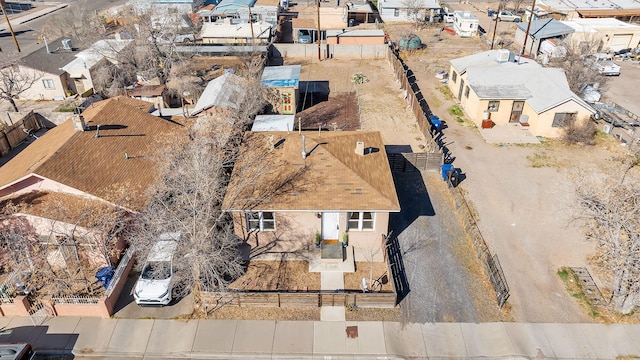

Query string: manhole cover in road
346 326 358 339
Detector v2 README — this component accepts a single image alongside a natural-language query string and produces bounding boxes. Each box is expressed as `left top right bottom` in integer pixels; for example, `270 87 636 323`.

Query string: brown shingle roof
128 85 166 97
0 98 186 210
223 131 400 212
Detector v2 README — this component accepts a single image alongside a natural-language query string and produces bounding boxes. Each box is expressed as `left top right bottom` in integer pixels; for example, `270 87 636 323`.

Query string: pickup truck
493 10 521 22
586 53 621 76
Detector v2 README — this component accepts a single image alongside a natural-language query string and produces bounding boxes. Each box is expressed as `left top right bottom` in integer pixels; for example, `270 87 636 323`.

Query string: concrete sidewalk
1 316 640 359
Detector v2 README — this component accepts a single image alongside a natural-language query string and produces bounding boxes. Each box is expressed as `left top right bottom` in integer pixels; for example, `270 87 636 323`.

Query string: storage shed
261 65 301 115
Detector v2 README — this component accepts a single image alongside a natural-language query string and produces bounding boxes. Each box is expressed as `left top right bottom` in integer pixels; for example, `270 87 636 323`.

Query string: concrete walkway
2 316 640 359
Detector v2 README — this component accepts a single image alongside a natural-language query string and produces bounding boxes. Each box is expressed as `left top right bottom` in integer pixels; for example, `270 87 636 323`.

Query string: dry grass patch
202 306 321 321
344 262 393 292
345 307 402 321
229 260 320 291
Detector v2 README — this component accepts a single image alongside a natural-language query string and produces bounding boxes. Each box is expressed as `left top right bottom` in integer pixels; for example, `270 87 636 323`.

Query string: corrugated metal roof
252 115 295 131
515 19 574 39
538 0 640 12
192 72 247 115
261 65 301 88
212 0 257 14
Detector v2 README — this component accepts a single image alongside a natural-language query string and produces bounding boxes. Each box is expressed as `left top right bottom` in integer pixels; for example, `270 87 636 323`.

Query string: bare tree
402 0 424 28
570 163 640 314
548 37 608 94
0 58 42 112
0 191 129 297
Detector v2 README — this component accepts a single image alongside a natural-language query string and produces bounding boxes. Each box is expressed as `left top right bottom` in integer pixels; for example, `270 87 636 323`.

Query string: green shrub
448 105 464 116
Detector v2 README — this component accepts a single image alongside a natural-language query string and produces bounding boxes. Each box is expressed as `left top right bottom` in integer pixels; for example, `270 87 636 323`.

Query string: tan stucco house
18 38 131 100
448 49 596 138
222 131 400 263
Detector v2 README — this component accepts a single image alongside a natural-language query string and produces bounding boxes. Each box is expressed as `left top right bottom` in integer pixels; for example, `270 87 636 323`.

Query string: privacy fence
0 111 47 157
201 290 396 309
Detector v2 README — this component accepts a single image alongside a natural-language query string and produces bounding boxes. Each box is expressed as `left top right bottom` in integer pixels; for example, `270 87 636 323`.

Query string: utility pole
248 6 255 44
316 0 321 60
0 0 21 52
520 0 537 59
490 3 501 50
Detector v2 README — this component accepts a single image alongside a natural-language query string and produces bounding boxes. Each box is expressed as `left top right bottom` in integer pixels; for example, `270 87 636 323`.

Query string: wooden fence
0 111 45 156
202 290 396 309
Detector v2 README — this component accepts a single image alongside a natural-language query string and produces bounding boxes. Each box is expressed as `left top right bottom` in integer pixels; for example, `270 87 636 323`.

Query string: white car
134 233 179 306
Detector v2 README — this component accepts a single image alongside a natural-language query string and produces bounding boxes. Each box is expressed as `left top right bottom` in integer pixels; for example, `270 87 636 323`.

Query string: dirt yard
381 20 636 322
228 260 321 291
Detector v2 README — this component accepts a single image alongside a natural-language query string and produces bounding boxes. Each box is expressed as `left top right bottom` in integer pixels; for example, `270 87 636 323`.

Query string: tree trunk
9 98 19 112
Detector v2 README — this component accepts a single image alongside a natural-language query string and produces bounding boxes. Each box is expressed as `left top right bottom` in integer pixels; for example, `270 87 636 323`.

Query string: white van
134 233 179 306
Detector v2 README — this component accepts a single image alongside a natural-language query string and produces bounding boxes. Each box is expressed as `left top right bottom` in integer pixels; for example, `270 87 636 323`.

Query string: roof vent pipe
355 141 364 156
301 134 307 160
94 124 101 138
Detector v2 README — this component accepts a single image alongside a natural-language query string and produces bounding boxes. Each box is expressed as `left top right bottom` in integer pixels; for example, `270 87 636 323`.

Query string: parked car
493 10 521 22
298 29 313 44
134 233 179 306
444 12 455 23
585 53 621 76
0 343 33 360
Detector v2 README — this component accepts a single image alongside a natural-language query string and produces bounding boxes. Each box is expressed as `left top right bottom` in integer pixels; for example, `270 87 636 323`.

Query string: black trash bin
450 168 461 187
95 266 115 289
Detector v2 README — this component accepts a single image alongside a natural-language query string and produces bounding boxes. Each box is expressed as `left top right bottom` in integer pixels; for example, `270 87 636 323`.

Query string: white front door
321 212 339 240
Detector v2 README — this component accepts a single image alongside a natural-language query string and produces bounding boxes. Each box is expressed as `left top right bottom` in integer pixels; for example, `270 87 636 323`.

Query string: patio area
479 123 541 144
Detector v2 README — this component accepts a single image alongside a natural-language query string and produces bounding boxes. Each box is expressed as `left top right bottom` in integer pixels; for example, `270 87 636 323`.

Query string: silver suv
494 10 521 22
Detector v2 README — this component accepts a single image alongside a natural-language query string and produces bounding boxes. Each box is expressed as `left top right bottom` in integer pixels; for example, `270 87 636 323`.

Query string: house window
42 79 55 89
394 8 399 17
552 112 577 127
246 211 275 231
348 212 375 231
464 86 470 98
487 101 500 112
451 71 457 83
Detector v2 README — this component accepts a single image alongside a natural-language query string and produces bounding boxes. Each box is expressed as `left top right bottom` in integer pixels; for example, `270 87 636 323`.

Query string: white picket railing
106 246 135 297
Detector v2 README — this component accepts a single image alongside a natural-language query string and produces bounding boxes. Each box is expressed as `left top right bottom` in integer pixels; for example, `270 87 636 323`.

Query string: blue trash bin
441 164 454 181
95 266 115 289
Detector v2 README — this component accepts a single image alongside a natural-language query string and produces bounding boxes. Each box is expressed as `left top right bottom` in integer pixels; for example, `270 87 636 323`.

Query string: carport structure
515 19 574 57
291 18 318 43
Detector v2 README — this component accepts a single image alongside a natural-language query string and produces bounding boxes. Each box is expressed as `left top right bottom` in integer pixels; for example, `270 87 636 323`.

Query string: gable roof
0 98 186 210
222 131 400 212
515 19 575 39
21 38 80 75
450 50 595 114
191 72 247 115
61 39 132 76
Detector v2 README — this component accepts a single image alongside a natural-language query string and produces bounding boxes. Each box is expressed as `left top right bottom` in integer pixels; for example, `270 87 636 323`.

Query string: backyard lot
292 58 507 322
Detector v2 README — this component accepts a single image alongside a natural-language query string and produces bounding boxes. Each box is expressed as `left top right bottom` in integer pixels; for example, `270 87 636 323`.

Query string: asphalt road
0 0 127 56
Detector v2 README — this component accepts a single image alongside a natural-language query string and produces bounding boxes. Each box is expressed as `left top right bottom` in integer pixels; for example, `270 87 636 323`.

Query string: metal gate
29 300 52 326
486 254 509 309
388 152 442 172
